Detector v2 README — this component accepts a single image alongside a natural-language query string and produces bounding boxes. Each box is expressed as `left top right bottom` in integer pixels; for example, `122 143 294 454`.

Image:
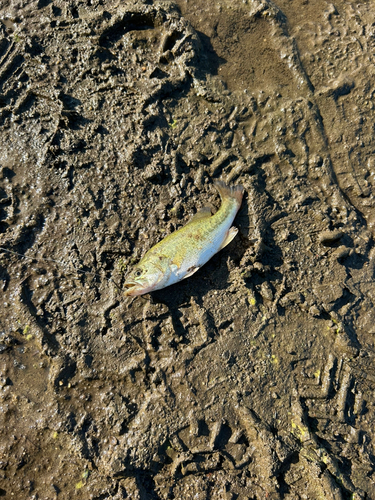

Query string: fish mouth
124 282 136 288
124 280 151 297
124 280 159 296
124 282 139 296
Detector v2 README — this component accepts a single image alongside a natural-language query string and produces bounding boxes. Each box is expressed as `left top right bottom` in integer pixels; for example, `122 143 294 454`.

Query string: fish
124 180 244 296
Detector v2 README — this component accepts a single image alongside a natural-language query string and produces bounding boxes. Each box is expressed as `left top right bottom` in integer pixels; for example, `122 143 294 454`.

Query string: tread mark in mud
138 298 215 356
297 353 368 424
289 395 358 494
167 416 253 478
291 354 374 496
0 45 24 93
14 283 60 354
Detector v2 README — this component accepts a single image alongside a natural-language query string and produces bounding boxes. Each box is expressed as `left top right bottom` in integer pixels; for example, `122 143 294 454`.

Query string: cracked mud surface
0 0 375 498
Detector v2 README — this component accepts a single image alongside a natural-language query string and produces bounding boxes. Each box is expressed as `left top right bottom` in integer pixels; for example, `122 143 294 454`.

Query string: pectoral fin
170 263 179 274
219 226 238 250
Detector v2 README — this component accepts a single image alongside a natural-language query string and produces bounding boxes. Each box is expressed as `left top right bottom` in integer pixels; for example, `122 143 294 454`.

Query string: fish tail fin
214 180 244 207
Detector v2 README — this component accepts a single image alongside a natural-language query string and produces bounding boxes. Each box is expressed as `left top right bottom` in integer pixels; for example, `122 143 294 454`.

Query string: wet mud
0 0 374 498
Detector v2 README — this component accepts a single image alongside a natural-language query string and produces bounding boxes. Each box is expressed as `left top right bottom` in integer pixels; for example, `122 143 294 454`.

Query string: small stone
309 305 321 317
279 291 304 308
143 163 163 182
260 282 273 301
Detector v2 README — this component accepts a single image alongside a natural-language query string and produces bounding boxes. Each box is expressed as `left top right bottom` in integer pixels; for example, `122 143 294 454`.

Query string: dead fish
124 180 244 296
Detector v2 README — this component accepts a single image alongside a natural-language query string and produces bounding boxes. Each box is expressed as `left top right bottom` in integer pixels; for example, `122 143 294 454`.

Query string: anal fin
183 265 200 279
219 226 238 250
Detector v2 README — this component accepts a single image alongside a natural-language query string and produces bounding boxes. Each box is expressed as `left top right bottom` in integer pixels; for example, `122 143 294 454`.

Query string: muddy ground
0 0 374 498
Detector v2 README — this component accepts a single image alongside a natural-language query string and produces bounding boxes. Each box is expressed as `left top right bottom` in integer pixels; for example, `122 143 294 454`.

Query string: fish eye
134 268 142 277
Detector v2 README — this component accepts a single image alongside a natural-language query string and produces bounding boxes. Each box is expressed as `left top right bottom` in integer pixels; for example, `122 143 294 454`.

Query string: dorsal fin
189 206 212 223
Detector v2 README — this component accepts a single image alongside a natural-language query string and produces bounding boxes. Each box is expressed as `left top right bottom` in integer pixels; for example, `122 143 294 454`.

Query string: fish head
124 257 169 296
